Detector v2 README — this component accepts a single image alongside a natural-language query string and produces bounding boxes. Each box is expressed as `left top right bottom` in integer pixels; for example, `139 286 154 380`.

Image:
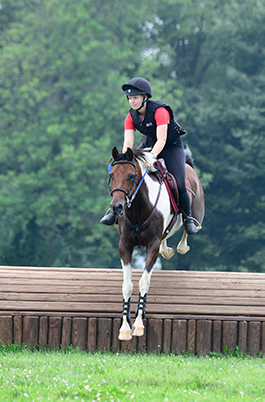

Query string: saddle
153 159 179 213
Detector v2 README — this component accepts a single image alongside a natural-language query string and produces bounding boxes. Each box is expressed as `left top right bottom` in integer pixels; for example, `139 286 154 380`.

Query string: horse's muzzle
111 202 125 217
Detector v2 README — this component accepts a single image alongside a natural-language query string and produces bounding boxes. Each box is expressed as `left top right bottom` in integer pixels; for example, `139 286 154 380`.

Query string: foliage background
0 0 264 272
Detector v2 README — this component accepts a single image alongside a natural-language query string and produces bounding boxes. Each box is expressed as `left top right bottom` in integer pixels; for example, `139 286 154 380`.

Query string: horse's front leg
131 241 160 337
118 240 134 341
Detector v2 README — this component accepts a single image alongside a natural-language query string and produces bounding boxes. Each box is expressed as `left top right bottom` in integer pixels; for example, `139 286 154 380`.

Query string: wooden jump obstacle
0 266 265 356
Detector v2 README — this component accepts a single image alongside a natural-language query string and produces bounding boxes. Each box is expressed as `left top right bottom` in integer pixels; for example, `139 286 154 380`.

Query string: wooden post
72 317 87 350
0 316 12 346
147 318 163 354
39 316 48 349
222 321 238 354
238 321 248 355
97 318 112 351
137 318 147 353
23 316 39 347
13 316 23 346
48 317 62 350
111 318 121 353
248 322 261 356
196 320 212 356
172 319 187 355
262 322 265 356
187 320 196 354
163 319 172 354
212 321 221 353
87 317 97 353
61 317 72 350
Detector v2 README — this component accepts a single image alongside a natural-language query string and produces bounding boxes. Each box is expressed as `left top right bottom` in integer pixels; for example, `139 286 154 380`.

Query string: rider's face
128 95 146 111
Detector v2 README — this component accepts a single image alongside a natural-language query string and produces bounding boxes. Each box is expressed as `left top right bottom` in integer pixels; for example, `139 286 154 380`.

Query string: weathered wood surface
1 266 265 317
0 266 265 355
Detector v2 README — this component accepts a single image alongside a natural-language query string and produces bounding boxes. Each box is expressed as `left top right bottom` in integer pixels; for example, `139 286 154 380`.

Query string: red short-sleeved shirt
124 107 171 130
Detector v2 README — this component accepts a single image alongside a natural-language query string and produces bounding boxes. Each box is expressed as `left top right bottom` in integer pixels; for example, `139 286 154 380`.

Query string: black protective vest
129 100 185 147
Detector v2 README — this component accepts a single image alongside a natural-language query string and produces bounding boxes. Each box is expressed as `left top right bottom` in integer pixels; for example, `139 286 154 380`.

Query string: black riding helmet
122 77 152 98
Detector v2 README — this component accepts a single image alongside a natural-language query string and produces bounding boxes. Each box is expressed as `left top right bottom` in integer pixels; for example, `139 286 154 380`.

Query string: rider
100 77 197 235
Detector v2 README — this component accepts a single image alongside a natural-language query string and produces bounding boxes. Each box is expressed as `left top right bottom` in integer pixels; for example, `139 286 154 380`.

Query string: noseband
108 160 138 207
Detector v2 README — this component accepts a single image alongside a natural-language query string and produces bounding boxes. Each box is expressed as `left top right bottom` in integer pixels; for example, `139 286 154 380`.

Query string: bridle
108 160 139 208
108 158 162 234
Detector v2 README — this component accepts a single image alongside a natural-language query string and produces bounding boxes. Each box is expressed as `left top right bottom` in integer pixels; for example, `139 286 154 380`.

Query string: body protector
130 100 185 147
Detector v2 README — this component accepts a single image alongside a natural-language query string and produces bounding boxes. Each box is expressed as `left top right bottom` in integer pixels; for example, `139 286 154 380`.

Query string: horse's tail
184 145 194 168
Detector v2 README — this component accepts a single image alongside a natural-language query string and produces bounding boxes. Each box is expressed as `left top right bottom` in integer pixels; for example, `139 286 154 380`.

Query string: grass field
0 346 264 401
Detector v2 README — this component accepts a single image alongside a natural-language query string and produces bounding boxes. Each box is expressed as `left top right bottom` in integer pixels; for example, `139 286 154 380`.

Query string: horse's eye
128 174 135 183
109 173 114 181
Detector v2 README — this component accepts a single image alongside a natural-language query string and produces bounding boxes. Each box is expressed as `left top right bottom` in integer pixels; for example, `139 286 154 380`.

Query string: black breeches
158 142 186 195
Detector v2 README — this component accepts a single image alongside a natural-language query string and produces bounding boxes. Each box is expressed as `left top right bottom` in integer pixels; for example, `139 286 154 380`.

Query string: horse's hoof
177 245 190 255
118 331 132 341
160 247 175 259
131 325 144 337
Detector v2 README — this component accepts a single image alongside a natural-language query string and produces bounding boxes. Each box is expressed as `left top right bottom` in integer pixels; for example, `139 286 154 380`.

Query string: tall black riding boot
179 191 198 235
100 211 116 226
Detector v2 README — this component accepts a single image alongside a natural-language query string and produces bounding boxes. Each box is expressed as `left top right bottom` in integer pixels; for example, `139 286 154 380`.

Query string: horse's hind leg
131 241 159 337
118 241 133 341
159 239 175 259
177 231 190 254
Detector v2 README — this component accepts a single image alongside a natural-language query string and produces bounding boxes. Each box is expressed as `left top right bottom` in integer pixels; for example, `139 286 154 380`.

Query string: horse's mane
132 148 157 174
184 145 194 168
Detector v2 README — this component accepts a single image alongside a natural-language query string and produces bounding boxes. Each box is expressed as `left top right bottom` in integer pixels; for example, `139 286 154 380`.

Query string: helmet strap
136 96 148 112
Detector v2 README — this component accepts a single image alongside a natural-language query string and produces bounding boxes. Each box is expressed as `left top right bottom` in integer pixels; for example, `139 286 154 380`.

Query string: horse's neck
127 178 152 221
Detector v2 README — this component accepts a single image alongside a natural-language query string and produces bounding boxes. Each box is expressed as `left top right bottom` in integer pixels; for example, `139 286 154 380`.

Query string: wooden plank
163 319 172 354
172 320 187 355
1 274 264 288
87 318 97 353
1 276 265 290
111 318 120 353
61 317 72 350
248 322 261 356
97 318 112 351
196 320 212 356
2 292 265 307
222 321 238 354
147 318 163 354
238 321 248 355
39 316 48 349
2 300 265 317
13 316 22 346
72 317 87 350
187 320 196 354
2 266 265 280
48 317 62 349
137 318 147 353
212 321 221 353
0 316 12 346
23 316 39 347
2 310 265 323
1 285 265 299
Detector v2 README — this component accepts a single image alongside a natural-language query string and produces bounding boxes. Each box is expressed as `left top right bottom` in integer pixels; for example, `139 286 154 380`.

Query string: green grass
0 346 265 401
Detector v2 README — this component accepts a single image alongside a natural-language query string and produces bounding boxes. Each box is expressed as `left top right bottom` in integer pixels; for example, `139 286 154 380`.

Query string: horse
107 146 205 340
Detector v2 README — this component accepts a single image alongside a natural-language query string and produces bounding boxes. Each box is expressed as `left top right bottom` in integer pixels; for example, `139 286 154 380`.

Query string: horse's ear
125 147 134 161
112 147 119 160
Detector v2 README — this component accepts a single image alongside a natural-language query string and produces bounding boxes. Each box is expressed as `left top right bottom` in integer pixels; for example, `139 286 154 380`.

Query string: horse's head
108 147 138 216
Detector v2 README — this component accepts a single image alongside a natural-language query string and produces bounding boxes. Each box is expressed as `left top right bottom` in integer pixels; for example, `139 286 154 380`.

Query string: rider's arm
123 113 135 152
151 108 170 157
151 124 168 156
123 129 135 152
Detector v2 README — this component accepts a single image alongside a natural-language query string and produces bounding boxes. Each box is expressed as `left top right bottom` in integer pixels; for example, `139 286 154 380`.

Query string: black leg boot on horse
179 190 198 235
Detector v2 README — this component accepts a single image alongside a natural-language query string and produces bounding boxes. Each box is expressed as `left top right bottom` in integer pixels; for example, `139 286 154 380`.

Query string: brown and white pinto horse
108 146 205 340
